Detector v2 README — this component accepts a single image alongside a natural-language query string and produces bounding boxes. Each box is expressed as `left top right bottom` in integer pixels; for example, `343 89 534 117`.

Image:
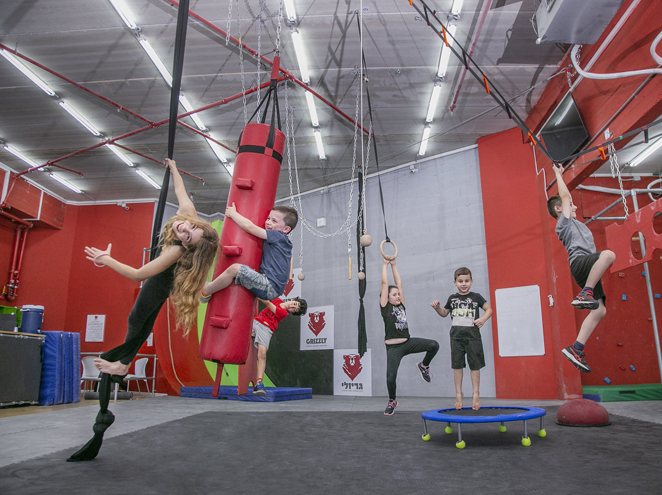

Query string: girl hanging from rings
379 240 439 416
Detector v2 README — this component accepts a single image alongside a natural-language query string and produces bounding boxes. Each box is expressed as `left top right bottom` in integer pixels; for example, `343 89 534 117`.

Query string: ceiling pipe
164 0 370 136
448 0 493 113
15 78 280 177
0 208 32 228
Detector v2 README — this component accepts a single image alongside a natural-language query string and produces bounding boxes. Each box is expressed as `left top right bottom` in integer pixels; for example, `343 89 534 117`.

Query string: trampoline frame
421 406 547 448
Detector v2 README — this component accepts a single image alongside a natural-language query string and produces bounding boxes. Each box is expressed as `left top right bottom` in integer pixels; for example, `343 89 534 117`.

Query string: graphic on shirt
342 354 363 381
307 311 326 336
447 295 481 327
391 305 408 333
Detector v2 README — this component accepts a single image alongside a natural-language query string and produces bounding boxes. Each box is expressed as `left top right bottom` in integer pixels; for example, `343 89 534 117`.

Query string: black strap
237 144 283 163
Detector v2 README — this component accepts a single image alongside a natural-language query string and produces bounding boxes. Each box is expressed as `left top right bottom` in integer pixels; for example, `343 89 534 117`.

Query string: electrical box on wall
533 0 623 44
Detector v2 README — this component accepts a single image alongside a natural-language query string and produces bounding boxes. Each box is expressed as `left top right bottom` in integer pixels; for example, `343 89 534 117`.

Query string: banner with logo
300 304 334 350
280 268 302 299
333 349 372 396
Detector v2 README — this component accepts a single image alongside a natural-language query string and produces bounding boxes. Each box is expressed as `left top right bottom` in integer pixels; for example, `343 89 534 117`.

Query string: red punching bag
199 122 285 364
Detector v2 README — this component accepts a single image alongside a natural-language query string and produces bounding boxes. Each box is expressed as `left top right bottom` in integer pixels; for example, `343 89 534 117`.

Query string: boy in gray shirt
547 164 615 373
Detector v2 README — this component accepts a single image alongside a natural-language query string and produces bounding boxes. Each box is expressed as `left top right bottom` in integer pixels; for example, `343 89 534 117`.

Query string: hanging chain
608 142 629 218
255 0 265 121
275 0 284 52
239 33 248 125
225 0 235 46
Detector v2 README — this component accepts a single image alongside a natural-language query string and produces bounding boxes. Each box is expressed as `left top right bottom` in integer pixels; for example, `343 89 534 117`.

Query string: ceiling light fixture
305 92 320 127
108 0 138 29
425 84 442 123
58 100 103 136
283 0 297 22
313 128 326 160
179 94 208 131
135 168 161 189
436 24 457 78
139 38 173 86
291 30 310 83
418 126 431 156
629 137 662 167
206 137 229 165
2 143 40 167
106 143 134 167
50 173 82 194
450 0 465 16
0 49 56 97
553 98 573 126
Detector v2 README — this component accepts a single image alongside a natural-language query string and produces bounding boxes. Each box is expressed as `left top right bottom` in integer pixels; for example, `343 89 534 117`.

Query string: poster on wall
281 267 302 299
333 349 372 396
300 304 334 350
85 314 105 342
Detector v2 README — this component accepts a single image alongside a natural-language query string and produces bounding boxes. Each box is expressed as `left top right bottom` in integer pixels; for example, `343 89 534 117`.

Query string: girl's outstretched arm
390 259 405 305
379 259 390 308
85 243 183 281
166 158 197 218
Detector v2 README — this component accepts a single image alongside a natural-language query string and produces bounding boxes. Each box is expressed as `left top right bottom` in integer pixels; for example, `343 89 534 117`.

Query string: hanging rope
607 142 629 218
68 0 190 462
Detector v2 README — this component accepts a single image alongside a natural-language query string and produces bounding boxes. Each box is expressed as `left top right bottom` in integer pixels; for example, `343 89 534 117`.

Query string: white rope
607 142 629 218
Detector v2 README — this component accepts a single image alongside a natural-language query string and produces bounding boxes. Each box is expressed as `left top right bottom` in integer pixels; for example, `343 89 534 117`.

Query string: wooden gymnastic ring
379 239 398 260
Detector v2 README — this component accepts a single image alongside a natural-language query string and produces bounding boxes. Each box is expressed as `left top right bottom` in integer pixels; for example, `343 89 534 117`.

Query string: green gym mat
583 383 662 402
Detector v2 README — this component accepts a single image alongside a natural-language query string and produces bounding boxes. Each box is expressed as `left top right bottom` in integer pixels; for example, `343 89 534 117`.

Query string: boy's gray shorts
235 264 279 300
252 320 273 349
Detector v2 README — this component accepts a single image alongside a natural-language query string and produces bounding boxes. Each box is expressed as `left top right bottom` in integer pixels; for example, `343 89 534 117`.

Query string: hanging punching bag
199 122 285 364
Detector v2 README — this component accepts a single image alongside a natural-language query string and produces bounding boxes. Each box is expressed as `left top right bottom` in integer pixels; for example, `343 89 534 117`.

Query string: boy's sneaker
417 362 432 383
571 291 599 310
384 399 398 416
561 346 592 373
253 382 266 396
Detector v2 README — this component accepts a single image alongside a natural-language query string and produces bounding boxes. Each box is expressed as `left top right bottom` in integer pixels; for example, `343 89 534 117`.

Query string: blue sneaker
253 382 266 396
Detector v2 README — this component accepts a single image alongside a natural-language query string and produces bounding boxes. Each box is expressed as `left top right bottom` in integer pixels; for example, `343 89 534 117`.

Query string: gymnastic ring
380 239 398 261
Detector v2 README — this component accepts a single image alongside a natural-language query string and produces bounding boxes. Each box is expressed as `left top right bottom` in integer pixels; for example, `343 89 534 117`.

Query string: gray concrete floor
1 394 661 468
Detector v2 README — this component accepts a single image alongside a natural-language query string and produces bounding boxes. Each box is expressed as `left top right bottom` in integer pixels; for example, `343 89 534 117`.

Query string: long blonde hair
161 214 218 334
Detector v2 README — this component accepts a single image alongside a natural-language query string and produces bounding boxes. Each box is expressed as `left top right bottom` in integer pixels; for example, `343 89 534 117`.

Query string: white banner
300 304 334 350
281 268 302 299
334 349 372 396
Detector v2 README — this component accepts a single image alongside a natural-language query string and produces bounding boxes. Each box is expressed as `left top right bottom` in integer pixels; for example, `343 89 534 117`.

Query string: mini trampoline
421 406 547 449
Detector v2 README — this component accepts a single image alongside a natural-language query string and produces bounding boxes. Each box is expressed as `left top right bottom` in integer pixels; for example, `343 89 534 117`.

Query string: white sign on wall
333 349 372 396
300 304 334 350
495 284 546 357
280 268 302 299
85 314 105 342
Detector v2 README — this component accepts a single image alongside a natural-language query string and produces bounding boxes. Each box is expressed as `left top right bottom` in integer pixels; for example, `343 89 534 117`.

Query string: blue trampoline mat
422 406 546 423
180 385 312 402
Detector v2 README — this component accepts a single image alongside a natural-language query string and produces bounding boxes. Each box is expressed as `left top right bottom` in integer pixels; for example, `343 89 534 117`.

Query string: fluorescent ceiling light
106 143 134 167
139 38 173 86
50 173 82 194
58 101 102 136
284 0 297 22
437 24 457 78
179 94 208 131
450 0 465 16
305 92 319 127
0 49 56 97
291 31 310 83
425 85 442 123
2 144 40 167
418 126 431 156
630 137 662 167
108 0 137 29
313 128 326 160
206 136 229 165
553 98 573 126
135 168 161 189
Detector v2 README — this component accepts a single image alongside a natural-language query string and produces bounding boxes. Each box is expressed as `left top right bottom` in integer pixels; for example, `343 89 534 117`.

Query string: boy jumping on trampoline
432 266 492 411
381 256 439 416
201 204 298 302
547 163 615 373
251 296 307 395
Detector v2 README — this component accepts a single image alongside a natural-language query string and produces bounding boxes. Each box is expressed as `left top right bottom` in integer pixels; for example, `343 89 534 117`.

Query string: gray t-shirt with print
555 215 596 264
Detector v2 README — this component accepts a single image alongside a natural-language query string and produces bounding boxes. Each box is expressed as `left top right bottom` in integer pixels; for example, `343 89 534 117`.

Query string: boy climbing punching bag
199 122 285 365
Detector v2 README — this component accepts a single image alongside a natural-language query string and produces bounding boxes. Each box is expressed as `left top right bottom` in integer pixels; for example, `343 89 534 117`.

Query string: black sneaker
417 362 432 383
253 382 266 396
562 346 591 373
571 291 599 310
384 399 398 416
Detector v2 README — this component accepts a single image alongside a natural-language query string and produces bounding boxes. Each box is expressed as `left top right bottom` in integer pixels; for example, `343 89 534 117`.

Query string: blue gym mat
180 385 312 402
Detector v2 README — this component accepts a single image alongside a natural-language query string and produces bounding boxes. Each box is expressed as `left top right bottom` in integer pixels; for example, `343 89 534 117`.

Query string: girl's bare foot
94 358 129 376
472 394 480 410
455 395 463 410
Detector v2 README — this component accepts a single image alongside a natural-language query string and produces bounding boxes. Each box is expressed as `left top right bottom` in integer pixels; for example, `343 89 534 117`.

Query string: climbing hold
621 294 628 301
603 377 612 384
618 365 626 371
616 342 624 347
629 364 636 372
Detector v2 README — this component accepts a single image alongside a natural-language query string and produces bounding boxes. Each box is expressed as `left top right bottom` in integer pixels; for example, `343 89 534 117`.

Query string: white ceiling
0 0 658 214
